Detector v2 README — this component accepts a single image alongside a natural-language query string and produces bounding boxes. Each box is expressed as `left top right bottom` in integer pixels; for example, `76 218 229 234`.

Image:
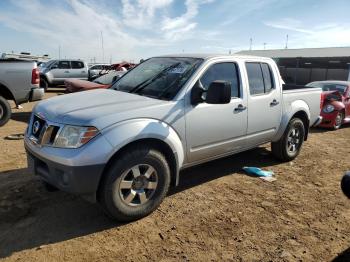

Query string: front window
111 57 203 100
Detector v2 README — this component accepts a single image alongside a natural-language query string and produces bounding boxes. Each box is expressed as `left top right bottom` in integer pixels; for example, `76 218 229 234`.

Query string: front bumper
29 88 45 102
318 111 338 128
24 135 110 202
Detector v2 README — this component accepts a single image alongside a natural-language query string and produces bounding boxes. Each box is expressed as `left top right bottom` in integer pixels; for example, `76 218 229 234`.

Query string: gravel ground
0 91 350 261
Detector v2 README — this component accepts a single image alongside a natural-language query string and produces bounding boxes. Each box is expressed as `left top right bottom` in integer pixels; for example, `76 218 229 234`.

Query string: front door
185 62 248 163
50 60 71 84
245 62 282 145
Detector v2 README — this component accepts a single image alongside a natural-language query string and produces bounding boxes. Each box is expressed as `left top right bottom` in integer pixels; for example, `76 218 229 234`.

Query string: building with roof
237 47 350 85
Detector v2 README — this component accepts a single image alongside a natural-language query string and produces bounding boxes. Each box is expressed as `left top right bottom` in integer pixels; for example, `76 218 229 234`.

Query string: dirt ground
0 90 350 262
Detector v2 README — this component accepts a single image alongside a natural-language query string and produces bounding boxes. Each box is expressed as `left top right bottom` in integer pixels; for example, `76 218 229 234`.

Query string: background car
65 70 125 93
88 64 111 80
306 81 350 129
40 59 89 90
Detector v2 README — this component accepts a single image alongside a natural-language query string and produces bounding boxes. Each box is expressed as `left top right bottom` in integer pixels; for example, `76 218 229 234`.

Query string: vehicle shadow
170 146 278 195
310 123 350 134
332 247 350 262
0 146 279 258
10 112 31 124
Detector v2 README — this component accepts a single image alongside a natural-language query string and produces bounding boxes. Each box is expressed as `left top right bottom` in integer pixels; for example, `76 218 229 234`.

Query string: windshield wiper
128 63 181 94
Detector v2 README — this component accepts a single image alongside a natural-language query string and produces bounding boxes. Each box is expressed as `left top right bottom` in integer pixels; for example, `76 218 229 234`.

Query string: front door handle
81 71 86 73
270 99 280 106
234 104 247 112
64 71 70 73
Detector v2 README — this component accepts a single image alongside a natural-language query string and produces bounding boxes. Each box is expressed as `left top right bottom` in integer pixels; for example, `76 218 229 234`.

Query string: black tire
0 96 11 127
99 145 171 222
40 77 48 91
333 111 344 130
271 118 305 162
341 172 350 199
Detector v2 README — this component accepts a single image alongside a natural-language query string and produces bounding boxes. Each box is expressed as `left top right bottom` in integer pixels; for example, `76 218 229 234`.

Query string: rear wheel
99 145 171 221
0 96 11 127
333 111 344 130
271 118 305 162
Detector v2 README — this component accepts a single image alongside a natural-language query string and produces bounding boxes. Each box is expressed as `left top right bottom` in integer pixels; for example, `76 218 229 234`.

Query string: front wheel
98 145 171 222
333 111 344 130
0 96 11 127
271 118 305 162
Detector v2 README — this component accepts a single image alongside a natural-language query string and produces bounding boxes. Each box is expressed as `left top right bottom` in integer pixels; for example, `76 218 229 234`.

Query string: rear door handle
270 99 279 106
64 71 70 73
81 71 86 73
234 104 247 112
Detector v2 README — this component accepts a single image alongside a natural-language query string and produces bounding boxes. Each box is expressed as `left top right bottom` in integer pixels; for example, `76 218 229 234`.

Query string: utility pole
263 43 267 50
58 45 61 59
249 38 253 51
285 34 289 49
101 31 105 63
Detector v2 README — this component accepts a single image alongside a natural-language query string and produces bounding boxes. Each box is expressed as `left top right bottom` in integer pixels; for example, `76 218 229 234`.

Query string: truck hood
34 89 172 129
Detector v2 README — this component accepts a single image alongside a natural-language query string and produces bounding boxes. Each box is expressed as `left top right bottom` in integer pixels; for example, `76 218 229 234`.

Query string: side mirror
206 81 231 104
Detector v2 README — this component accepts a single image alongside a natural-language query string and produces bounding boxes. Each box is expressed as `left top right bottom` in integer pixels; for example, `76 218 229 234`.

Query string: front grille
31 115 46 139
29 114 60 146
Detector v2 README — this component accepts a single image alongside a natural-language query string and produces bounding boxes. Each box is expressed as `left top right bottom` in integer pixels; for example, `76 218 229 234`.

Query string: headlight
323 104 335 113
54 125 99 148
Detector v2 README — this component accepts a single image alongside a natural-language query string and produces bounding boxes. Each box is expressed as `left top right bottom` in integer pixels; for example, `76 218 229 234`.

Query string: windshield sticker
168 65 188 74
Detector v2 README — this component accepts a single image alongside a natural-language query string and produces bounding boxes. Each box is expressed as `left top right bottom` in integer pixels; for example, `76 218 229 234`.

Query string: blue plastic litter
242 166 274 177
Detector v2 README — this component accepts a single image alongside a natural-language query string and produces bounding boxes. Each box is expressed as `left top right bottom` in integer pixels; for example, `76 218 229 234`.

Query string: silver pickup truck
0 60 44 126
25 54 322 221
39 59 89 90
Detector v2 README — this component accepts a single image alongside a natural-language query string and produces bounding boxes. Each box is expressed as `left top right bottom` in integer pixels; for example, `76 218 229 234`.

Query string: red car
307 81 350 129
65 71 125 93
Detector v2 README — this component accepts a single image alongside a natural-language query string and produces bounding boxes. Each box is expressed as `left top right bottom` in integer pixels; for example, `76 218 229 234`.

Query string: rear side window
246 62 275 95
58 61 71 69
200 62 240 98
71 61 85 69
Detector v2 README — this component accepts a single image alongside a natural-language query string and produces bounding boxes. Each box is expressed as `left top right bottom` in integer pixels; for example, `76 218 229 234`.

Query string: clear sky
0 0 350 63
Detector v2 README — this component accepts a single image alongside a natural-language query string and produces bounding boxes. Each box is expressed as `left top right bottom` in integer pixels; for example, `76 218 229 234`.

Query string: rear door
245 61 282 145
71 61 88 79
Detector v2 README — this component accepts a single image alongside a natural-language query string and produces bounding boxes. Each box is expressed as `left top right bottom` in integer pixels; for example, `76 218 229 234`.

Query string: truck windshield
111 57 203 100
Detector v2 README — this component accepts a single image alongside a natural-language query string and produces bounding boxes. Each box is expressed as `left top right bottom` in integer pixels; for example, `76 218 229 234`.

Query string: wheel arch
273 102 311 143
96 118 185 200
97 138 179 203
0 82 15 102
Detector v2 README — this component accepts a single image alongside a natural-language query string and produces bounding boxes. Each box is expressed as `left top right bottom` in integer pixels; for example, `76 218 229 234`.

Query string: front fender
101 118 185 169
273 100 310 142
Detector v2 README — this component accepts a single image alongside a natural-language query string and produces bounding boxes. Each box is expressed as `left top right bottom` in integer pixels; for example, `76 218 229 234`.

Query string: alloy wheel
118 164 158 207
287 128 301 154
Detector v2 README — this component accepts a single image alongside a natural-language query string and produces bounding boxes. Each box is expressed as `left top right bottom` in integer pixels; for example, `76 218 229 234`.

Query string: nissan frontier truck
25 54 322 221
